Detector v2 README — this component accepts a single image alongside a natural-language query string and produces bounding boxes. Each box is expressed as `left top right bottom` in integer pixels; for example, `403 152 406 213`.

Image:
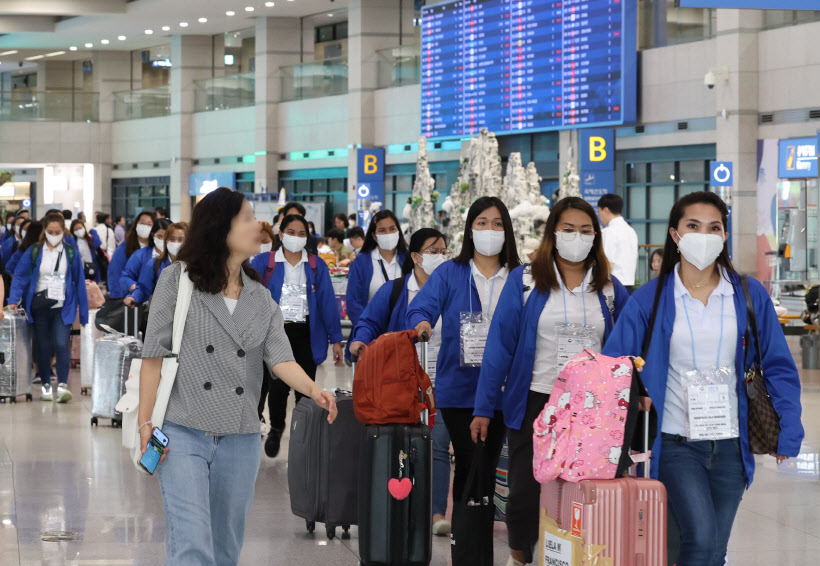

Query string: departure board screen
420 0 637 139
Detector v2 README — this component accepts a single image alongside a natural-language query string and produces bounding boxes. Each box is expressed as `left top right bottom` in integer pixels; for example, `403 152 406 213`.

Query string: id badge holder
681 366 738 441
280 283 307 322
554 322 596 373
46 274 66 301
459 312 490 367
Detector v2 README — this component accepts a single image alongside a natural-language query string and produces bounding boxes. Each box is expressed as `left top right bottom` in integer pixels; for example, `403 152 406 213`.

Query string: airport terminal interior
0 0 819 565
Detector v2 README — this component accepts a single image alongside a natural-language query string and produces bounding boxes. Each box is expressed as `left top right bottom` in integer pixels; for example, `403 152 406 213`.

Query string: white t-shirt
369 248 402 300
663 265 738 436
76 238 94 264
470 259 509 319
95 223 116 256
275 248 308 285
408 272 442 349
530 270 606 394
602 216 639 286
35 243 69 309
223 296 238 315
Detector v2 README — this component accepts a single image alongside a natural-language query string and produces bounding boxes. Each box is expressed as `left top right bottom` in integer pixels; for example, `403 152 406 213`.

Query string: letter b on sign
589 137 607 162
580 129 614 172
364 154 378 175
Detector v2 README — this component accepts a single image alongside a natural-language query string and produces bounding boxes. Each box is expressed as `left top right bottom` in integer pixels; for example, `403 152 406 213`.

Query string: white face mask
376 232 400 251
554 232 595 263
418 253 446 275
676 231 725 271
14 225 21 236
21 230 26 239
282 233 307 254
154 237 165 252
166 241 183 257
74 228 86 239
136 224 152 239
472 229 505 257
259 242 273 255
46 233 63 247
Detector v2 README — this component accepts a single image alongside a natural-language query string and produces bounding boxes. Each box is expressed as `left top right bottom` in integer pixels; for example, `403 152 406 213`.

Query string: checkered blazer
142 262 295 436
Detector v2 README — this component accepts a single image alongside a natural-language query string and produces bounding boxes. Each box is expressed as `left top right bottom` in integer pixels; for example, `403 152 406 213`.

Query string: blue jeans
157 422 262 566
32 307 70 384
432 412 452 517
658 434 746 566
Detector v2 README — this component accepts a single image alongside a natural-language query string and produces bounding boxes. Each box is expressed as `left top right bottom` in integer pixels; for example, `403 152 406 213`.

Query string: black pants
506 391 550 563
258 320 316 431
440 407 505 564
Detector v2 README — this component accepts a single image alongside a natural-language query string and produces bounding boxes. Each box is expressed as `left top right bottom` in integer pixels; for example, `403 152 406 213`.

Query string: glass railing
113 86 171 120
762 10 820 30
0 90 99 122
194 72 255 112
637 2 716 49
280 57 348 102
376 45 420 88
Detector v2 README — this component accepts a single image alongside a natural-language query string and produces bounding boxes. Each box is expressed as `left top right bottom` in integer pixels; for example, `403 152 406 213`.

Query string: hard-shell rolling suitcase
538 402 667 566
70 316 81 368
287 390 362 539
80 309 103 395
357 339 433 566
91 307 141 427
0 312 33 403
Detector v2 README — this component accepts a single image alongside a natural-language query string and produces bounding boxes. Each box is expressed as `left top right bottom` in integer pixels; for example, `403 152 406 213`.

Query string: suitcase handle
419 332 430 427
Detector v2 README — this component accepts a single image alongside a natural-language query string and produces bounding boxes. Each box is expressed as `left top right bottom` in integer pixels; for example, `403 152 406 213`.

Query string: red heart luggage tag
388 477 413 500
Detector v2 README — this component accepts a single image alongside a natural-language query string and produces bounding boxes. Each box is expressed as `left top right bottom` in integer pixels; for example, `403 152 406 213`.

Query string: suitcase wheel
325 525 336 540
25 394 32 402
81 388 88 396
91 417 98 427
341 525 350 540
71 361 79 369
112 420 121 429
305 520 315 534
9 397 15 404
0 397 5 404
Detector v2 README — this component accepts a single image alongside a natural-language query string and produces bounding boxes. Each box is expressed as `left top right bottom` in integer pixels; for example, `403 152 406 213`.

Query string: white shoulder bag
116 263 194 470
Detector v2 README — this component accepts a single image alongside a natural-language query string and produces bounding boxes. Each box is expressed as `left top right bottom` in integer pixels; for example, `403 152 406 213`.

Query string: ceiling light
118 35 126 41
162 26 171 31
226 11 235 16
84 43 93 48
25 55 44 61
45 51 65 57
265 1 275 6
245 6 255 12
179 22 189 27
69 46 78 51
101 39 109 44
0 50 18 56
198 17 208 23
328 13 334 17
145 29 153 35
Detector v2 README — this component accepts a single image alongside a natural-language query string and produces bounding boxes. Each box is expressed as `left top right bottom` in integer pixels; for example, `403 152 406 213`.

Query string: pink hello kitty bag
533 350 657 483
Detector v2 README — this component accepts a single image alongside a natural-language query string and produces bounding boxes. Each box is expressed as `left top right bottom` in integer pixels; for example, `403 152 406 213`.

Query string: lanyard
560 271 589 327
468 260 500 318
51 250 63 274
378 258 397 282
682 293 725 372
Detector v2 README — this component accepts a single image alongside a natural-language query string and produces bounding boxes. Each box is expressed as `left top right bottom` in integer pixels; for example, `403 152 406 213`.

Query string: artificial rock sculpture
404 137 439 233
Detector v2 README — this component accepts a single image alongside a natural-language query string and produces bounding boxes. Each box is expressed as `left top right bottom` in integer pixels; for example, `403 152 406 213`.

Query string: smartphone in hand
139 427 169 475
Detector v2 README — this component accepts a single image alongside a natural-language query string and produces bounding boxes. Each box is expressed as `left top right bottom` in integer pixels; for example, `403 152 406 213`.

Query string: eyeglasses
422 247 453 258
558 229 596 240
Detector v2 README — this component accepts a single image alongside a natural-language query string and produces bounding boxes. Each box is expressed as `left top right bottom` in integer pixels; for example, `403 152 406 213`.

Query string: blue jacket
406 260 513 410
251 252 344 365
1 238 19 264
6 248 22 274
107 243 131 298
474 266 629 429
602 272 804 488
121 246 155 296
129 256 169 304
346 249 407 327
350 273 413 345
9 242 89 326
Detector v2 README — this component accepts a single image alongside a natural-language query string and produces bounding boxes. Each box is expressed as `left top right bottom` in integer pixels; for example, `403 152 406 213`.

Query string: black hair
597 194 624 215
151 218 172 238
125 210 156 256
19 220 42 252
46 208 62 216
280 214 309 234
96 212 110 224
282 201 306 217
62 209 72 220
650 248 664 263
177 187 260 294
360 209 408 255
453 196 522 270
115 215 125 224
334 212 349 228
155 206 169 217
326 228 345 243
348 226 365 241
403 228 447 275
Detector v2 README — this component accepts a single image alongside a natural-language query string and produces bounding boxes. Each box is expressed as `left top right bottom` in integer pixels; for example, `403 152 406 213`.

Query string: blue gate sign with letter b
710 161 733 187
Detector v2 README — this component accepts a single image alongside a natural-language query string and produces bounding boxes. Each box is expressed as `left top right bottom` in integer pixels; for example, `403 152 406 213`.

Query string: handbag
451 441 494 566
740 276 781 455
116 263 194 471
84 261 98 281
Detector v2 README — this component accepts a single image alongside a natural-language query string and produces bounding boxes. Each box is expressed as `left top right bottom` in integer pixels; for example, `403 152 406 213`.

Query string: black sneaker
264 428 284 458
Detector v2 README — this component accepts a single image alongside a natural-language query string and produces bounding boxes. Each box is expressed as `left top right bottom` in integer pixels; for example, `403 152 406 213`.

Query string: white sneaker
505 557 526 566
432 518 451 536
41 384 53 401
56 384 72 404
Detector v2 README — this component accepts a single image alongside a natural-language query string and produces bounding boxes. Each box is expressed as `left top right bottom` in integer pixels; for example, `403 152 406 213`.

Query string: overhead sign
710 161 733 187
580 129 615 172
778 138 818 179
677 1 820 8
356 148 385 228
580 171 615 209
188 172 236 196
22 198 31 208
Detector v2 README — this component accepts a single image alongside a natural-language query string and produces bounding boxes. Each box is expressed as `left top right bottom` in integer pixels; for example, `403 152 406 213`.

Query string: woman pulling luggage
107 210 156 299
602 191 804 566
251 214 344 457
406 197 520 566
470 197 629 566
9 211 89 403
349 227 454 536
124 222 187 307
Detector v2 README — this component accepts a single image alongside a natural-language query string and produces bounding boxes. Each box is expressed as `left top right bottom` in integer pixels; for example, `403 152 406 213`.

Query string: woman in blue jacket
471 197 629 566
70 219 102 282
349 227 455 536
124 222 187 306
407 196 521 566
251 214 344 457
345 209 408 327
119 218 170 298
6 220 42 275
107 210 155 298
9 211 89 404
602 191 804 566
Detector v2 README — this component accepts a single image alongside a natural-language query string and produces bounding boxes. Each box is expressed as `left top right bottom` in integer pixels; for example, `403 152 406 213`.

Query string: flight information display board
421 0 637 139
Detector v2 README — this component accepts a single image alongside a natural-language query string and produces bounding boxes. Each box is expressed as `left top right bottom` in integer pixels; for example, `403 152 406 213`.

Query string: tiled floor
1 341 819 565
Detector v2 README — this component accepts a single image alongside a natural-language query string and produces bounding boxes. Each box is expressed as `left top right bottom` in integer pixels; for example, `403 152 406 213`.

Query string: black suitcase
287 390 361 539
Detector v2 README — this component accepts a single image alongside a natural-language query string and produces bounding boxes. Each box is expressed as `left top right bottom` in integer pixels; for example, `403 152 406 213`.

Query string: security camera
18 61 23 68
704 70 716 89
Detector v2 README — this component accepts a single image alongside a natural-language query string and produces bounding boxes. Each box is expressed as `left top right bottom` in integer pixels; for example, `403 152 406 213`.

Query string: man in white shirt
598 194 638 291
94 212 116 257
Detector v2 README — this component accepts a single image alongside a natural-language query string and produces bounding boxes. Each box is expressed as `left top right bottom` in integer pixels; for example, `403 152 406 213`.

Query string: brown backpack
353 329 435 426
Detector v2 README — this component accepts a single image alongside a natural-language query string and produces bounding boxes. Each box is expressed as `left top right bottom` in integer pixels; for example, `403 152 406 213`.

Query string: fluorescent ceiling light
45 51 65 57
179 22 189 27
162 26 171 31
245 6 255 12
145 29 153 35
198 17 207 23
25 55 44 61
100 39 109 44
118 35 126 41
226 11 235 16
0 50 18 56
84 43 93 48
69 46 78 51
265 1 275 6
